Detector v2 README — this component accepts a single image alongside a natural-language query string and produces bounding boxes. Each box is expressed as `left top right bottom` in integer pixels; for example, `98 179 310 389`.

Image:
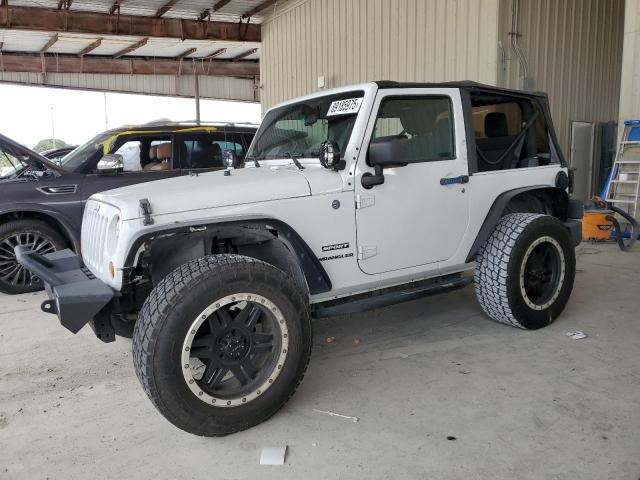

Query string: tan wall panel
619 0 640 124
261 0 501 109
498 0 625 154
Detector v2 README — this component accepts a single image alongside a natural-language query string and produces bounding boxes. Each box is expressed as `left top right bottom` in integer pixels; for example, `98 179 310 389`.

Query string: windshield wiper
245 154 263 168
282 152 304 170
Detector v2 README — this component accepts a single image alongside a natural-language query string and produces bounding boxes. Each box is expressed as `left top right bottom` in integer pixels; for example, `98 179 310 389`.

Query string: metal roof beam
232 48 257 61
176 47 197 59
155 0 177 18
109 1 122 15
0 52 259 77
40 34 59 53
112 37 148 58
242 0 277 18
0 6 261 42
202 48 226 59
77 38 102 57
212 0 233 12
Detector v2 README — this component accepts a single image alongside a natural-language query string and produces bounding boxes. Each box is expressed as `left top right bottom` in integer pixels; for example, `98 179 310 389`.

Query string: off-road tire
474 213 576 329
0 219 67 295
132 254 312 436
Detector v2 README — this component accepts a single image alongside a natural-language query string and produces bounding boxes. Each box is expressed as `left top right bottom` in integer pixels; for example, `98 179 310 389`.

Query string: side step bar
312 274 473 318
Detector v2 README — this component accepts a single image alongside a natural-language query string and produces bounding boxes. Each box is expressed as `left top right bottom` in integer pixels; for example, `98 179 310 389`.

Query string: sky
0 84 262 150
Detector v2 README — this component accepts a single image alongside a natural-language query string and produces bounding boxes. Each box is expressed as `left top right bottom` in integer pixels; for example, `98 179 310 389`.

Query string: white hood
91 166 314 220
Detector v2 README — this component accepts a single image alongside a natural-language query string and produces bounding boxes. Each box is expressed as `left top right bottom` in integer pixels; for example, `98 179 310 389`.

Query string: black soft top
375 80 548 99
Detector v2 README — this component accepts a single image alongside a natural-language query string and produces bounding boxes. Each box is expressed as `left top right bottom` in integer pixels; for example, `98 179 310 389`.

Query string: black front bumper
15 246 116 342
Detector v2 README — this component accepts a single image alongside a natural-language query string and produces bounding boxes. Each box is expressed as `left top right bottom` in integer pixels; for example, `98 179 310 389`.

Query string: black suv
0 122 257 294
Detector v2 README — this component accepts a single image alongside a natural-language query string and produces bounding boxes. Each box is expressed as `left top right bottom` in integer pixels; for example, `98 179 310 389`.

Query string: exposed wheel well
131 221 331 298
0 211 76 251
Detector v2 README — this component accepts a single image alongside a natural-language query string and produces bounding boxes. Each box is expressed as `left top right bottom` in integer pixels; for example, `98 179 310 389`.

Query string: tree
33 138 72 153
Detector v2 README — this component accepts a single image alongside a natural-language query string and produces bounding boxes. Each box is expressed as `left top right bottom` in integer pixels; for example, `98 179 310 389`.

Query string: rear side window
471 94 555 172
371 96 455 162
179 133 227 169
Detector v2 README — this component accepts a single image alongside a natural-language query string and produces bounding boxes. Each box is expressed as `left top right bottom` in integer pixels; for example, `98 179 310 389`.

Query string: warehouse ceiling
0 0 277 100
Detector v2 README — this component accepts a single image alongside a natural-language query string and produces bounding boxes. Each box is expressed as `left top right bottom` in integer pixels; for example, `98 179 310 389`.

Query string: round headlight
319 140 343 170
223 149 239 168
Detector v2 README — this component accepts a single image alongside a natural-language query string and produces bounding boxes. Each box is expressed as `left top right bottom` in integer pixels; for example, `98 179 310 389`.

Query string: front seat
144 143 172 171
475 112 518 171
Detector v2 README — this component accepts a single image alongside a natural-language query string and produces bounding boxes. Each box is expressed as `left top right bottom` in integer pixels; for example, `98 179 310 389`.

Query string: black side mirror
362 136 411 189
368 136 411 168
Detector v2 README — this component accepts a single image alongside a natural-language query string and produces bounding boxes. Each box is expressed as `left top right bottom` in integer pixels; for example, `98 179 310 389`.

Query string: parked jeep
18 81 583 436
0 122 256 294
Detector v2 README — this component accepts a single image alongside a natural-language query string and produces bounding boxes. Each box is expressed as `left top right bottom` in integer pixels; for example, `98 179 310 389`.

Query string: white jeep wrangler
17 81 583 436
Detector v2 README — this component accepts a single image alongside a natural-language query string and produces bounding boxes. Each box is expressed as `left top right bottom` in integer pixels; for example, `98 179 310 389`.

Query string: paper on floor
260 446 287 466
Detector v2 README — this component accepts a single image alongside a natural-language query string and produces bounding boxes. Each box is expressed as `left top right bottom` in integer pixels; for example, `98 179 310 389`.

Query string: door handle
440 175 469 186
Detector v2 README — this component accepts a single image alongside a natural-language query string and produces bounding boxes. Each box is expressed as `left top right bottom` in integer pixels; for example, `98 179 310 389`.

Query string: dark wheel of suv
0 220 67 295
132 254 312 436
474 213 576 329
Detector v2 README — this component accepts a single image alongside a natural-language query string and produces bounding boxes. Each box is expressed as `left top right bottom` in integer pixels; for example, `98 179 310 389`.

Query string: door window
102 135 174 173
179 133 227 169
371 96 455 162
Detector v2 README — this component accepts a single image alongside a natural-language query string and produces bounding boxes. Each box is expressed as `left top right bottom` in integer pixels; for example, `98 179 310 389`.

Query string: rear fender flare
465 186 569 263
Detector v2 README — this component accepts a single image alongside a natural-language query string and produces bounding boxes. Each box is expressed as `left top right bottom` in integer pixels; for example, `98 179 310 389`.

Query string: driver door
354 88 470 275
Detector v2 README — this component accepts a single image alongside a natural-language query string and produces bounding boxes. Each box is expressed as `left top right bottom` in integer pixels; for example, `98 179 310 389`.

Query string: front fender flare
124 218 332 295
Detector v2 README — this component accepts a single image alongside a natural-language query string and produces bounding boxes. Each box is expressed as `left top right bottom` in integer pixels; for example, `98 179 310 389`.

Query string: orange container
582 210 614 240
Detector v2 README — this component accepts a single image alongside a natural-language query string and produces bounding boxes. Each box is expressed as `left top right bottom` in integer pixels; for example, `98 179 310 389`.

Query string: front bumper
15 247 116 342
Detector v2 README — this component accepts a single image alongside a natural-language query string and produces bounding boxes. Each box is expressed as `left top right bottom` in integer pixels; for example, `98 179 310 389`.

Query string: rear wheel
132 255 312 436
0 220 66 295
474 213 576 329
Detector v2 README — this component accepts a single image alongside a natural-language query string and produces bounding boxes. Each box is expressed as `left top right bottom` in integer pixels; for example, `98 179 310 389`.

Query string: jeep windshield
247 91 364 162
60 131 113 172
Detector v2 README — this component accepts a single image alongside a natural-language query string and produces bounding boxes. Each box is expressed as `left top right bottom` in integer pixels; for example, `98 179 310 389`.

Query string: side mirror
223 149 240 169
97 154 124 173
367 136 411 168
362 136 411 189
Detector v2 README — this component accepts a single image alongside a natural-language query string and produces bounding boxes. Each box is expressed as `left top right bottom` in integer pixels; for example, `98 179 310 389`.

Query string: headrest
211 142 222 157
484 112 509 138
149 146 157 160
156 143 172 160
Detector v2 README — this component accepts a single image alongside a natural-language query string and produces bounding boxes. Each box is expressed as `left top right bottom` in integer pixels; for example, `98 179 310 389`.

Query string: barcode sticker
326 98 363 116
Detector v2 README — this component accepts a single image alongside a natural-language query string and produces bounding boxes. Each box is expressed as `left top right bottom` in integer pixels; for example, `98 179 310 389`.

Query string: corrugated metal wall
619 0 640 124
497 0 625 154
0 72 258 102
260 0 501 109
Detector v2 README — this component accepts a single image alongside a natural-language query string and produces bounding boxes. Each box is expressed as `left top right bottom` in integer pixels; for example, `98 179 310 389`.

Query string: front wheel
132 255 312 436
0 219 67 294
474 213 576 329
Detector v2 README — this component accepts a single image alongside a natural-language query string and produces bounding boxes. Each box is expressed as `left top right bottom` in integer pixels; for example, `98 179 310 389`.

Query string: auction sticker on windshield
327 98 363 116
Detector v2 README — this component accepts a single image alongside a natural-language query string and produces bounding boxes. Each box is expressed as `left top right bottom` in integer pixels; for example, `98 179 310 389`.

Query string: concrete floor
0 243 639 480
